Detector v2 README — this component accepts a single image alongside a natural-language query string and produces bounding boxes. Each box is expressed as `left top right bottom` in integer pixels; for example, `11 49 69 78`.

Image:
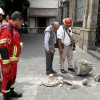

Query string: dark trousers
45 52 54 73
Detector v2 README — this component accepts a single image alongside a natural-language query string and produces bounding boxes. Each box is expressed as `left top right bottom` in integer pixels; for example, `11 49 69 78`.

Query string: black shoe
3 93 12 100
68 68 75 72
11 91 22 98
46 71 52 75
60 69 67 74
51 70 57 74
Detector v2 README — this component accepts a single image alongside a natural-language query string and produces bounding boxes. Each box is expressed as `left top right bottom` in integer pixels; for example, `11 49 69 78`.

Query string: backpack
0 24 13 38
1 24 13 32
0 24 13 49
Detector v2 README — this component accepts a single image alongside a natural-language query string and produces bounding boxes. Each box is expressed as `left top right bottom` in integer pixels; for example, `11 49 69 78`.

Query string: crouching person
0 11 23 100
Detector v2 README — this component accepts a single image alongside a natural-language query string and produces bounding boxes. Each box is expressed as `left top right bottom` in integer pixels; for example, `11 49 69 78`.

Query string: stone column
83 0 89 28
87 0 98 29
63 0 69 18
83 0 99 50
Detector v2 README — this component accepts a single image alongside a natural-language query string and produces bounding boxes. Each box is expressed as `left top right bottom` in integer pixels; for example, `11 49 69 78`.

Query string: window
74 0 86 27
30 18 35 28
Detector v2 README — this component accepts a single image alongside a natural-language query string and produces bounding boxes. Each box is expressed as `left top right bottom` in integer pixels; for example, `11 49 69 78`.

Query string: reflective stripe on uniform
2 59 10 64
2 89 10 93
13 46 17 57
10 46 19 61
0 54 2 60
10 84 14 89
0 38 7 44
10 57 19 61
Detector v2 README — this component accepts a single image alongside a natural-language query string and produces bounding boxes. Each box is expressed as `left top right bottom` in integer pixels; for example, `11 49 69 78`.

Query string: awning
27 8 58 17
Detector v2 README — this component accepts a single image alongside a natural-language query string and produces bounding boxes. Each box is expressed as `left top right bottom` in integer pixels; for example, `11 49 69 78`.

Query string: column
87 0 99 29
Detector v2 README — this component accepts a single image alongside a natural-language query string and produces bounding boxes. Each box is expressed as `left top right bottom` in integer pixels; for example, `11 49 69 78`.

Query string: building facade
27 0 59 33
60 0 99 51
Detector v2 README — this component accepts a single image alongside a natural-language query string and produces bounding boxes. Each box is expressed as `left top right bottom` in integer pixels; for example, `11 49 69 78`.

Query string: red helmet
63 18 72 26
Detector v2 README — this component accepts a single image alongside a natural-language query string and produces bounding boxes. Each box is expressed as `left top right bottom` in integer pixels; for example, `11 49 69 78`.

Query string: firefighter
0 11 23 100
0 7 6 92
0 8 6 28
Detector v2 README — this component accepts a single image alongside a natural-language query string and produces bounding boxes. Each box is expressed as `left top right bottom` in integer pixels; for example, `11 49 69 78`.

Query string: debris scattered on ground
41 72 100 89
41 74 90 87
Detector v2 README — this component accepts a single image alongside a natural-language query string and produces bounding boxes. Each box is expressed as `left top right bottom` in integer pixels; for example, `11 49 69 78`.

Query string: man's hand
20 42 23 48
58 39 63 54
59 48 63 54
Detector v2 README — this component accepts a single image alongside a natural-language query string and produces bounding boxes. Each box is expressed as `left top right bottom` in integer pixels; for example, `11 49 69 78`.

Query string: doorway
37 17 46 33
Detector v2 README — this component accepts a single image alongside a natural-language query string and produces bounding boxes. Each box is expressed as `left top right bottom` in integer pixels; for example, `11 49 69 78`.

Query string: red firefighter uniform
0 20 21 94
0 20 7 63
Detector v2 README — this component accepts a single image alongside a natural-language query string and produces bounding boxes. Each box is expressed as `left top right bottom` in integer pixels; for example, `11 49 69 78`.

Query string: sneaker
68 68 75 72
60 69 67 74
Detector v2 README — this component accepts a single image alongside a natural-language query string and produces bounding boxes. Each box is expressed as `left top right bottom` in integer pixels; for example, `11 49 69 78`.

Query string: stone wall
69 0 99 51
73 27 96 51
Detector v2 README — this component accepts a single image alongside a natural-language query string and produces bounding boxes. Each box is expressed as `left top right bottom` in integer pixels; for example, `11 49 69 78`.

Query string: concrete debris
93 74 100 82
41 73 100 88
58 84 63 87
63 79 89 86
87 79 99 87
57 76 64 84
67 73 75 79
74 59 93 76
41 74 59 87
41 74 89 87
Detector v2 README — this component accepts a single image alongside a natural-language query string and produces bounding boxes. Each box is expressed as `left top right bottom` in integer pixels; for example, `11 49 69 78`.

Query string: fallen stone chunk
74 59 93 76
41 74 59 87
58 84 63 87
93 74 100 82
63 79 89 86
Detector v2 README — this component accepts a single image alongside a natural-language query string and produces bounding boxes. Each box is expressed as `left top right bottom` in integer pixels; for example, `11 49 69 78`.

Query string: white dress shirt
57 25 72 46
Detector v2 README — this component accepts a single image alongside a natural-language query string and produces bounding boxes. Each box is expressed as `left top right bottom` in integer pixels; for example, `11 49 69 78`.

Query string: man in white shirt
44 22 60 75
57 18 75 73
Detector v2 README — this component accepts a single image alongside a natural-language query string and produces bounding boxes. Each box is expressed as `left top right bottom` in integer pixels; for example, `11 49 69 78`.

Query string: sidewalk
0 34 100 100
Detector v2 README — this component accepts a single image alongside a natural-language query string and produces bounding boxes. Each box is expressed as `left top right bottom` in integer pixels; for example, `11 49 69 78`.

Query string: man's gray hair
52 22 59 26
11 11 23 21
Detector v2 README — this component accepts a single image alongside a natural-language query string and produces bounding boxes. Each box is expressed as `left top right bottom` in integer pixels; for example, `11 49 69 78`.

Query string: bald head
52 22 60 32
